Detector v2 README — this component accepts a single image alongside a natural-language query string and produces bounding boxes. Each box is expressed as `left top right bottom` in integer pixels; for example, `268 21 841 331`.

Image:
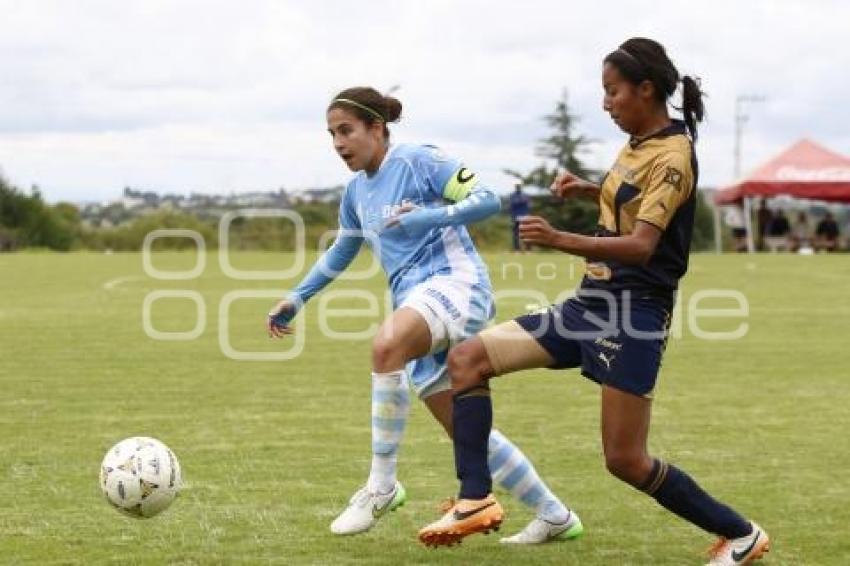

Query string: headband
615 47 658 84
332 98 385 122
616 47 641 64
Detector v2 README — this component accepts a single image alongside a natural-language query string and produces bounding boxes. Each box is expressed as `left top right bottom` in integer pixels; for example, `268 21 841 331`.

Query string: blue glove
268 308 295 329
268 296 302 329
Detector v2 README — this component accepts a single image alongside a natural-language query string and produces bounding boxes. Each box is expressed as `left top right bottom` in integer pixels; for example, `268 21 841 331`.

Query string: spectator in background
724 204 748 252
756 199 773 251
765 209 791 252
509 184 531 252
791 211 811 251
814 212 840 252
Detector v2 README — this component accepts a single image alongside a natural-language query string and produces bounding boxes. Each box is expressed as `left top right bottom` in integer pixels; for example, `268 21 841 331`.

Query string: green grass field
2 250 849 565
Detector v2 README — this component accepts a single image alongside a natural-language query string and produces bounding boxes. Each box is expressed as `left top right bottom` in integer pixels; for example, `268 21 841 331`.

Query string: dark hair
327 86 402 140
604 38 705 141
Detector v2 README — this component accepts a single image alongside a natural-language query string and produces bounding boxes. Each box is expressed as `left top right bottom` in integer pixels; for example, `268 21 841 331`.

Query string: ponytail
680 75 705 142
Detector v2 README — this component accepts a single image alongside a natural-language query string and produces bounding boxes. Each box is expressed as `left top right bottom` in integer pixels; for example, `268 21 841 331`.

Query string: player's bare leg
600 385 768 564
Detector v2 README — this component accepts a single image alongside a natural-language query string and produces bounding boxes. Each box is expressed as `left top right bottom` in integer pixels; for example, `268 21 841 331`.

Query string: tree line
0 93 715 253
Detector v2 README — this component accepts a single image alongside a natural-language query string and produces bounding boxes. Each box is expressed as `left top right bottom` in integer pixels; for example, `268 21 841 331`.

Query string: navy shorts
515 296 672 397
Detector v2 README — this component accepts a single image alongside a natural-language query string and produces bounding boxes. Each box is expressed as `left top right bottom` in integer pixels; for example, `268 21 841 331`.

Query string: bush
80 212 218 251
0 180 76 251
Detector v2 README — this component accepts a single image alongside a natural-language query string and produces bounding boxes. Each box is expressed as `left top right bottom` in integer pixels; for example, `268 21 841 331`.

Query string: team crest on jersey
662 167 683 191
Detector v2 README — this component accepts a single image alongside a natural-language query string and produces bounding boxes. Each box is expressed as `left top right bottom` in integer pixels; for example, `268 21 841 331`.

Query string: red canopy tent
713 139 850 252
715 139 850 204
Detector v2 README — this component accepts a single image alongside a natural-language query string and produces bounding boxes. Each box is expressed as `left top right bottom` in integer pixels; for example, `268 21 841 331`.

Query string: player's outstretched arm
267 232 362 337
385 182 501 238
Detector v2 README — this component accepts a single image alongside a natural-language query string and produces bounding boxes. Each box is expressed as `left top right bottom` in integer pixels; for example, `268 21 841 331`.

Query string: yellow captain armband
442 167 478 202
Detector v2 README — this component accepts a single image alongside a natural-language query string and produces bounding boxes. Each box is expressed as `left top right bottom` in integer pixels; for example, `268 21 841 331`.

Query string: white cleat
500 510 584 544
329 482 406 535
706 522 770 565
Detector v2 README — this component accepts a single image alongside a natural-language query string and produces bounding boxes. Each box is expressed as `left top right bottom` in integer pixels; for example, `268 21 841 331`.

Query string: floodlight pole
734 95 766 253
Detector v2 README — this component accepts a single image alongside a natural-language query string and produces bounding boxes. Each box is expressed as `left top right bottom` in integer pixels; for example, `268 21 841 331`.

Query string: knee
447 340 487 392
372 335 402 372
604 450 652 487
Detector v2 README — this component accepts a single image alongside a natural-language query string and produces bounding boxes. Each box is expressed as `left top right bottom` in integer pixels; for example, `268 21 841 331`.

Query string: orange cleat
418 494 504 547
706 522 770 565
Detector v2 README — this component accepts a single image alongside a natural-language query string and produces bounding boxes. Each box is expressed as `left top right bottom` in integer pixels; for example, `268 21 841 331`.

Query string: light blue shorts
397 276 494 398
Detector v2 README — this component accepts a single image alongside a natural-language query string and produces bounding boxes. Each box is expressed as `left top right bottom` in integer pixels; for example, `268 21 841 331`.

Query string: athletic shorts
508 296 672 397
398 276 494 398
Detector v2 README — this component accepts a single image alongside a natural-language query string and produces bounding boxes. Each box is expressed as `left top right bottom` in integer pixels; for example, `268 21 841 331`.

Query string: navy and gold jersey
580 120 697 306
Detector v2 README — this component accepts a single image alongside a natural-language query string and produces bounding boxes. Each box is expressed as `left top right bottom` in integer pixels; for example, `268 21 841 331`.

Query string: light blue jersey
340 143 492 302
276 142 502 397
285 143 501 310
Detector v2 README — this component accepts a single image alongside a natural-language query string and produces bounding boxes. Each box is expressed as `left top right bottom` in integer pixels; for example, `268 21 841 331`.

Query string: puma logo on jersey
598 352 615 371
609 162 637 182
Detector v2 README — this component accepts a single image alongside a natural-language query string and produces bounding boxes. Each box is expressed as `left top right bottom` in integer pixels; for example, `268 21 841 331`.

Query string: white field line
102 275 142 291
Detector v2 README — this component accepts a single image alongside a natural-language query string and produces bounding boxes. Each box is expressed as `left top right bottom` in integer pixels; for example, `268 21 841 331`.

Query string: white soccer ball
100 437 182 518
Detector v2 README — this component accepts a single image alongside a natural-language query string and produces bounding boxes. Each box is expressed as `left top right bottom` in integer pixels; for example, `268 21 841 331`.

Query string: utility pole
734 95 766 253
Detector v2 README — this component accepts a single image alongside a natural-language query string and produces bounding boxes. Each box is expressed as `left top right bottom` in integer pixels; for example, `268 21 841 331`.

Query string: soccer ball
100 437 182 518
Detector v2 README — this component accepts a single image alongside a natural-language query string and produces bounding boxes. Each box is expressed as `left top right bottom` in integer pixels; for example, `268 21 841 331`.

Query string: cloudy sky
1 0 847 203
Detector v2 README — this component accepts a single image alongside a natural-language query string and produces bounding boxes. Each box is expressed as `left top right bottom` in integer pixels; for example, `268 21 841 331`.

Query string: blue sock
453 392 492 500
367 371 409 494
642 459 752 539
488 429 570 523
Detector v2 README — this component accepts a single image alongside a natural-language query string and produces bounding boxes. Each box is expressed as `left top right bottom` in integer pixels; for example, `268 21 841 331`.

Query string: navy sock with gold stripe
641 459 752 539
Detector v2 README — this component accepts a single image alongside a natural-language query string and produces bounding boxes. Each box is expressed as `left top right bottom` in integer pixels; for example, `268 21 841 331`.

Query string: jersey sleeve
637 151 694 231
415 145 480 202
285 183 363 307
338 183 361 230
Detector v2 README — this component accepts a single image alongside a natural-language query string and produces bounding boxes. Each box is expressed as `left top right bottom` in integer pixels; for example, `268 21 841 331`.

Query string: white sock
367 370 410 494
488 428 570 523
